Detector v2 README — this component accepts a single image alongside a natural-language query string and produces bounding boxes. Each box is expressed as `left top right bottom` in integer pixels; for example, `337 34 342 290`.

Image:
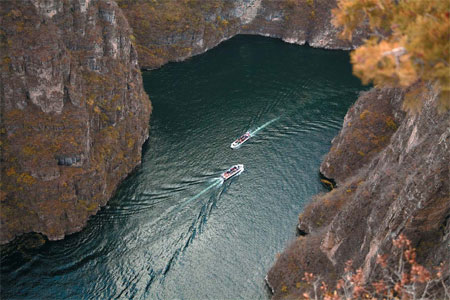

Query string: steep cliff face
267 87 449 298
118 0 365 69
0 0 151 243
320 88 406 185
0 0 361 244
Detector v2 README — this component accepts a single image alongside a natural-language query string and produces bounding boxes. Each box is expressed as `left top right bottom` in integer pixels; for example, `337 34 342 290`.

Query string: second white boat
230 132 251 149
221 164 244 180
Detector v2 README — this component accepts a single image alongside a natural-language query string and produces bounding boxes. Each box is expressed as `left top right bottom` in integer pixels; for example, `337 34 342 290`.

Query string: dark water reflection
1 35 366 300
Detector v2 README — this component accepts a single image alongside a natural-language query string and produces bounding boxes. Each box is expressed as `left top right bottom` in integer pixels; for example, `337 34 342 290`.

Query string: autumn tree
300 234 449 300
332 0 450 112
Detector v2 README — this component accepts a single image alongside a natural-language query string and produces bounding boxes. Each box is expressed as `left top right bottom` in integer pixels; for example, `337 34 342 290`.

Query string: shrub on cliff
332 0 450 112
299 235 449 300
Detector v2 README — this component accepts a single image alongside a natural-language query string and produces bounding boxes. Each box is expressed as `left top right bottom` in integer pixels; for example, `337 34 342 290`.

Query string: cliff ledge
0 0 151 243
267 86 450 298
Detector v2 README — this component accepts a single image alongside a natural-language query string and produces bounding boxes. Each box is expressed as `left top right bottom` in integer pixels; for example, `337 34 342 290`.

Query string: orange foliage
333 0 450 112
300 234 448 299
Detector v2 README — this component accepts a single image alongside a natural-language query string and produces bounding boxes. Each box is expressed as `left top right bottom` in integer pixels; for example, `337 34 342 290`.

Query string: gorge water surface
1 36 365 299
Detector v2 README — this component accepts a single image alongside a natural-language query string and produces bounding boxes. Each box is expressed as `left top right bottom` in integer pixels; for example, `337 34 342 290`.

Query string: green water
1 35 365 299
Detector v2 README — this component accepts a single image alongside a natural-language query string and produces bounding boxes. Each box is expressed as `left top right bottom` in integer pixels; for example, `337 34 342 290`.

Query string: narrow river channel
1 35 366 300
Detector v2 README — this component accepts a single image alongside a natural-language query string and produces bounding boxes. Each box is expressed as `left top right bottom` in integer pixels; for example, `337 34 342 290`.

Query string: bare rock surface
320 88 406 184
118 0 366 69
267 87 450 298
0 0 151 243
1 0 365 244
1 0 362 244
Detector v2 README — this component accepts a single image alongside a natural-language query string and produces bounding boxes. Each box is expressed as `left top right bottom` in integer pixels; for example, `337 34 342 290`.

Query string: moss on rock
0 0 151 243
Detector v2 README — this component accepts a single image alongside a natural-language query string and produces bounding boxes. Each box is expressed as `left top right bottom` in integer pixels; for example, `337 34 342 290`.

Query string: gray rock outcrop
267 86 450 299
0 0 151 243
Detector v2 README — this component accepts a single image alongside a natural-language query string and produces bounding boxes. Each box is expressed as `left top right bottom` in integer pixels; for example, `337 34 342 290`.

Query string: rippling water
1 35 366 299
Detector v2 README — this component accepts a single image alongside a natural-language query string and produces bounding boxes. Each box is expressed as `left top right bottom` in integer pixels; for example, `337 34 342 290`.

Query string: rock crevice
1 0 363 244
267 86 450 299
0 0 151 244
118 0 366 69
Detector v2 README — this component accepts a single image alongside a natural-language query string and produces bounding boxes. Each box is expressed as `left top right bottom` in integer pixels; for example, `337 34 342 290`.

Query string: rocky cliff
0 0 367 244
0 0 151 243
266 86 449 298
1 1 447 297
118 0 366 69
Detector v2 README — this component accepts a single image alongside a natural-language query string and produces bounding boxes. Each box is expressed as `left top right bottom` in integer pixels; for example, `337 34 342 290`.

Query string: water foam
176 177 223 210
250 117 280 136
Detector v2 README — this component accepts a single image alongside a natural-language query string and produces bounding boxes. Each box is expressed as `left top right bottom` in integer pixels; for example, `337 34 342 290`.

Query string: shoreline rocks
266 86 450 299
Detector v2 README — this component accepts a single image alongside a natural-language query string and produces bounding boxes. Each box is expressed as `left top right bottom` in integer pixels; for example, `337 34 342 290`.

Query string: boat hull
221 164 244 180
230 132 251 149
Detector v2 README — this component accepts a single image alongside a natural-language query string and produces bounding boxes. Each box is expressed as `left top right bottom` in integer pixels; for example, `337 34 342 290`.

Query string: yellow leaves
359 110 370 120
6 167 16 177
86 95 95 106
334 0 450 112
7 9 22 19
402 83 425 114
78 200 98 212
16 173 36 185
332 0 372 40
351 38 417 87
281 285 288 292
16 21 25 33
333 0 398 40
396 53 416 86
22 145 36 156
2 56 11 65
351 41 394 85
385 117 397 130
103 126 120 140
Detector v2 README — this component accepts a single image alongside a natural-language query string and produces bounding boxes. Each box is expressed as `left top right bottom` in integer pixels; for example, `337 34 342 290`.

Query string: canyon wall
266 86 450 298
1 1 448 298
1 0 365 244
0 0 151 243
118 0 449 293
118 0 365 69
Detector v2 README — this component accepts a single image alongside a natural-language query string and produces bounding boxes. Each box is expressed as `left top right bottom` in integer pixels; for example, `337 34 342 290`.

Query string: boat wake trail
176 178 223 210
150 178 226 290
250 117 280 136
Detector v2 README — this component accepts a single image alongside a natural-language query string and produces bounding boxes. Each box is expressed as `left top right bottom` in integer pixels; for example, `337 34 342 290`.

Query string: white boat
221 164 244 180
231 132 251 149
